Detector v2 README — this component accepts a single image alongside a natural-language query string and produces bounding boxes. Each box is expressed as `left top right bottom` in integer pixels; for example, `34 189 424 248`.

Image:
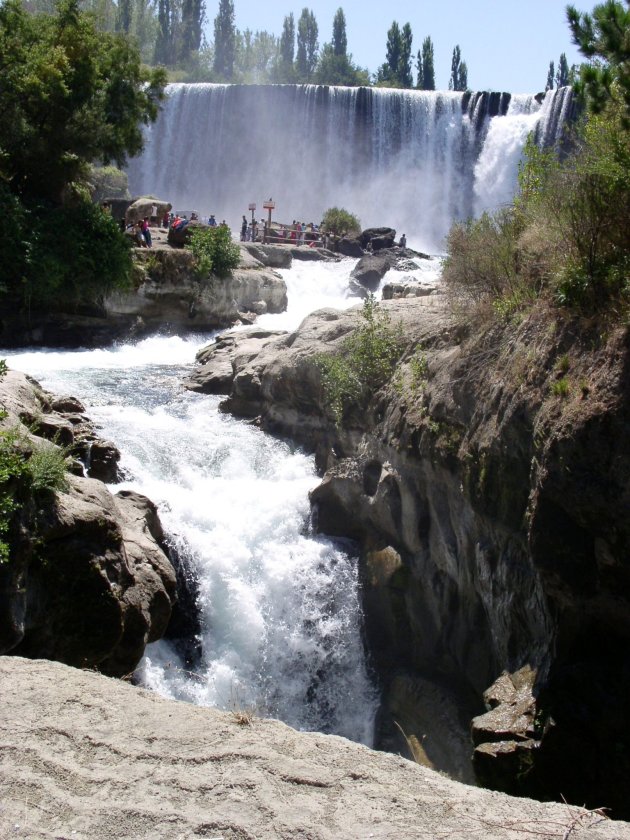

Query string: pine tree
213 0 235 79
556 52 570 87
296 8 318 81
546 60 555 91
417 35 435 89
567 0 630 122
332 7 347 56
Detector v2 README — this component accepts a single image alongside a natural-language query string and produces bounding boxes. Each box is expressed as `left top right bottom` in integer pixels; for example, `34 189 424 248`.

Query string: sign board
262 200 275 210
248 203 257 211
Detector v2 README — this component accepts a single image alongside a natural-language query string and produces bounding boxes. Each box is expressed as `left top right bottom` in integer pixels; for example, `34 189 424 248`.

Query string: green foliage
551 377 571 397
331 7 346 56
296 8 318 82
377 20 413 87
567 0 630 125
0 424 69 563
0 0 166 204
27 443 69 492
447 91 630 318
443 209 523 306
321 207 361 237
449 44 468 91
313 43 369 86
188 225 240 278
212 0 235 79
417 36 435 90
0 189 133 310
315 295 404 425
89 165 130 203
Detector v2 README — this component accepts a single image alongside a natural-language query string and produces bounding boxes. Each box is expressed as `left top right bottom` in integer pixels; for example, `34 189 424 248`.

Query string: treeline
20 0 468 88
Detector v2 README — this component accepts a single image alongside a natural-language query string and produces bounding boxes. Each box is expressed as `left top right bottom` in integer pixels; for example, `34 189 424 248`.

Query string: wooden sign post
262 199 275 243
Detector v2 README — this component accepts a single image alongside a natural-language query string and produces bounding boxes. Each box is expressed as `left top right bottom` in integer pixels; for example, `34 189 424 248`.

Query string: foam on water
3 258 378 745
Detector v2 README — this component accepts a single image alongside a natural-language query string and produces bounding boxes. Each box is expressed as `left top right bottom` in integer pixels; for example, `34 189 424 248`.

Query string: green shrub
442 208 523 307
0 188 133 311
188 225 241 278
27 444 69 493
89 165 130 203
315 295 404 424
551 377 571 397
320 207 361 238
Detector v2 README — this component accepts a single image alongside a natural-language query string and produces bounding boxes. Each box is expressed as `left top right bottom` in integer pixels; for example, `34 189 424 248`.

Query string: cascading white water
3 259 378 745
473 95 542 215
127 85 572 253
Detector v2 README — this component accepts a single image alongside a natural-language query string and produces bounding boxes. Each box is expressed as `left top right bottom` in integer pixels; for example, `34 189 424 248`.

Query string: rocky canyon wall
189 296 630 816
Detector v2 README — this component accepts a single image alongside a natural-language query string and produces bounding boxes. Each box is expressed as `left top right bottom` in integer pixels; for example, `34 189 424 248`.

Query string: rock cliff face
187 297 630 817
1 656 628 840
107 246 288 333
0 370 176 676
0 245 288 347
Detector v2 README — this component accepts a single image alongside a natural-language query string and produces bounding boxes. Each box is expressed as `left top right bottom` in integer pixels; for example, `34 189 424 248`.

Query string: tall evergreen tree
332 6 347 56
399 22 413 88
448 44 467 91
556 51 570 87
417 35 434 89
296 7 318 81
180 0 204 62
213 0 235 79
546 60 555 91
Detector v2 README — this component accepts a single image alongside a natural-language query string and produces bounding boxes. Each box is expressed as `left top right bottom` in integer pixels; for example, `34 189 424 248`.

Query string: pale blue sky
217 0 587 93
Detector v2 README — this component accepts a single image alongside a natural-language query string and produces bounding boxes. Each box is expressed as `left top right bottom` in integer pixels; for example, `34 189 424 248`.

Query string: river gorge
1 81 629 833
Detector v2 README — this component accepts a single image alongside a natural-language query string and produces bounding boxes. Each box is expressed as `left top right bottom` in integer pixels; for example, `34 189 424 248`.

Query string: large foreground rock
0 370 176 676
0 657 626 840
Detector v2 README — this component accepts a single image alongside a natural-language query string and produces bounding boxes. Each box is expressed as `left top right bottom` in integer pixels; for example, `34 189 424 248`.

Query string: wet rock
87 439 121 483
349 253 394 295
360 227 396 251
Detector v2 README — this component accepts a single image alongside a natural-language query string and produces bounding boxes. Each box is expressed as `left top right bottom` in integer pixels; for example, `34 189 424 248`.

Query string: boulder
0 370 176 675
360 227 396 251
337 233 364 257
88 438 121 483
126 195 171 224
349 252 394 295
241 242 293 268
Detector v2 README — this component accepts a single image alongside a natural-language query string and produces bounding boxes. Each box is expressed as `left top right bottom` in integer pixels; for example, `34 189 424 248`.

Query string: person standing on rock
241 215 248 241
141 217 152 248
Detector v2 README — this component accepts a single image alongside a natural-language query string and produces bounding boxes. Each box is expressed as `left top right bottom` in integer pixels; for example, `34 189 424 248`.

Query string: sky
217 0 587 93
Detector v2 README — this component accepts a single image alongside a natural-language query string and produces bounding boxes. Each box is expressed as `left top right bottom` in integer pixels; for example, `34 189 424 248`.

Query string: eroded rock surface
185 296 630 817
1 656 627 840
0 370 176 675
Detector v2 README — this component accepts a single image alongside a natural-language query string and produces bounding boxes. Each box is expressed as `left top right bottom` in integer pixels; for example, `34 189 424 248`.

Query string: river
4 256 441 746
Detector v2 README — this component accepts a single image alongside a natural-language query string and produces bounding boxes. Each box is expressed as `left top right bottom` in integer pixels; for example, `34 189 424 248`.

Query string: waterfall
3 259 378 746
127 84 573 253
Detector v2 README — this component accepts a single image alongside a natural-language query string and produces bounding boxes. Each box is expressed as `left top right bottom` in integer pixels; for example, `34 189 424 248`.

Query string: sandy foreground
0 656 628 840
